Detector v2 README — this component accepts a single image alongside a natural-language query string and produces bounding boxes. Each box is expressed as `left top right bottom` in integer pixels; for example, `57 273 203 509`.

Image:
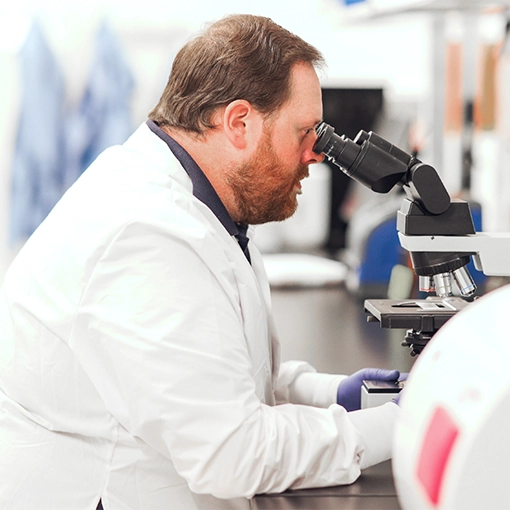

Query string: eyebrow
301 119 323 129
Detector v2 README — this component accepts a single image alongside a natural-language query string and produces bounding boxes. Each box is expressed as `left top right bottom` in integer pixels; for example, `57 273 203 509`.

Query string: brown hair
149 14 325 134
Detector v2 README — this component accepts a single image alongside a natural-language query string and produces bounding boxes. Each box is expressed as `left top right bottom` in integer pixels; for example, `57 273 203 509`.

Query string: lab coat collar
146 120 247 240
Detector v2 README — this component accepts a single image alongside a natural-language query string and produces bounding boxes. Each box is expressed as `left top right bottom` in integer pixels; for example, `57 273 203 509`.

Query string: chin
271 202 299 223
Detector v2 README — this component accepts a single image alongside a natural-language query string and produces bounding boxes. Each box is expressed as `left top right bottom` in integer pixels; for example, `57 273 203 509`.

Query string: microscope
313 123 510 356
313 124 510 508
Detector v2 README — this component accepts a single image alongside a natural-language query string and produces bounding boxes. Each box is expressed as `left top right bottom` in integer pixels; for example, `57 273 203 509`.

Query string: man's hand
336 368 400 411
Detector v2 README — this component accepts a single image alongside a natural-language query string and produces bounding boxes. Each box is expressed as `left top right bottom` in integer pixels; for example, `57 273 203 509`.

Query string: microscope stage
364 297 471 331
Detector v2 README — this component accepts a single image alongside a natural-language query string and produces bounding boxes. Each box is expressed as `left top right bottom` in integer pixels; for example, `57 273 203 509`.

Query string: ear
222 100 263 150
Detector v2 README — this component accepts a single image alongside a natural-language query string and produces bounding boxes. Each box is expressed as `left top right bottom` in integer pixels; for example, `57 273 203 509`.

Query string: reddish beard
227 130 308 225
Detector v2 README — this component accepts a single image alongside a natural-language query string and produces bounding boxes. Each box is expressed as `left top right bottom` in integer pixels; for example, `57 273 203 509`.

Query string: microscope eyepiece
313 122 335 155
313 122 409 193
313 122 360 172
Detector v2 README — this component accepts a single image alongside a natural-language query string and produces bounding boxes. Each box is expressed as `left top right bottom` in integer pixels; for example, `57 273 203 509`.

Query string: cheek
273 139 303 165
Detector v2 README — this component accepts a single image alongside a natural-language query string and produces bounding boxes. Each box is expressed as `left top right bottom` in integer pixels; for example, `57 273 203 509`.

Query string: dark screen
321 88 384 252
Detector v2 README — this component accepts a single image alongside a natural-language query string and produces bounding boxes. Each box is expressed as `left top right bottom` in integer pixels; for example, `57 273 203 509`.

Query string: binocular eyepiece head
312 122 410 194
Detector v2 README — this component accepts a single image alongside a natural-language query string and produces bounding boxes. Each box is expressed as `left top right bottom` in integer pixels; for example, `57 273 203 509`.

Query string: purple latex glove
336 368 400 411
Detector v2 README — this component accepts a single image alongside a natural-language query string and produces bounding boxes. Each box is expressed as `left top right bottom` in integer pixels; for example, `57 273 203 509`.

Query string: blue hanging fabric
64 21 135 189
9 20 66 243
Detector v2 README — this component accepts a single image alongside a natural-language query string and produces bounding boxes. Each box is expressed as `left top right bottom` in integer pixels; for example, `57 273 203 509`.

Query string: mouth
295 170 309 195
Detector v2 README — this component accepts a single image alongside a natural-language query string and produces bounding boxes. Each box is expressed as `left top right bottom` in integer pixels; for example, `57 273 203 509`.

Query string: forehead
278 62 323 125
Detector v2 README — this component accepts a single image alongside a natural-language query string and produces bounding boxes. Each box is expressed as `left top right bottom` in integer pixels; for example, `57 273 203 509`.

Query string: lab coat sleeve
275 360 347 407
348 403 399 470
70 221 398 499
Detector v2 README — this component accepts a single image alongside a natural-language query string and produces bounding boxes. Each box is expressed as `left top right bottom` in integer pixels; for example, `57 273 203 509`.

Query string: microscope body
313 122 510 354
313 123 484 296
314 123 510 509
314 121 510 284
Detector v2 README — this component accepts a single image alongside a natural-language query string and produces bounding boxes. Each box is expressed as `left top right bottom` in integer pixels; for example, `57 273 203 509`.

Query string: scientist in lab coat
0 14 403 510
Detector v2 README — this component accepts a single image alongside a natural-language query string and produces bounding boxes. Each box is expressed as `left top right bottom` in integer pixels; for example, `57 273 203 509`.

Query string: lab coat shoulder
6 123 249 334
63 122 253 307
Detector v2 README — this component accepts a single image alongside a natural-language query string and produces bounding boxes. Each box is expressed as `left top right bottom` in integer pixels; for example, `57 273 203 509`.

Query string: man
0 14 402 509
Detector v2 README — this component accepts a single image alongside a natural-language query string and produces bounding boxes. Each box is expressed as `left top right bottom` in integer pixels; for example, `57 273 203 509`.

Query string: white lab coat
0 123 398 509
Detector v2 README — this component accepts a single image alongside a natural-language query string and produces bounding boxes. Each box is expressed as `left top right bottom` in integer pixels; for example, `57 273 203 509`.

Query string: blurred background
1 0 510 372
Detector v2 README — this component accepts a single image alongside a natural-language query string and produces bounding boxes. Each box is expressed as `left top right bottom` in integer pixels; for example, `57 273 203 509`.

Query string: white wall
0 0 507 281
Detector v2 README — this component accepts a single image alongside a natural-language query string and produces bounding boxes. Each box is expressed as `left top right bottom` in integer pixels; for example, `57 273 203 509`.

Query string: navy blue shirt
146 120 250 263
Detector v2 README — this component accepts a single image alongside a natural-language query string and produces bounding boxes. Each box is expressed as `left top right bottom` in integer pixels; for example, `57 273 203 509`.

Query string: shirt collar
146 120 243 237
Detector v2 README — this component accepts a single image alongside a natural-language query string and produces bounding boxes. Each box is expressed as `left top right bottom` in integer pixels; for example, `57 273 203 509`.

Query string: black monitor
321 87 384 252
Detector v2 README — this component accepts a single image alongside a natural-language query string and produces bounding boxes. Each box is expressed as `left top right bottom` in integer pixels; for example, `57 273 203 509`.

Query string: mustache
297 166 309 181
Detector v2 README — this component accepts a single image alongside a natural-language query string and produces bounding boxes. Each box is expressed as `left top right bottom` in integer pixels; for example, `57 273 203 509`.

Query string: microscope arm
399 232 510 277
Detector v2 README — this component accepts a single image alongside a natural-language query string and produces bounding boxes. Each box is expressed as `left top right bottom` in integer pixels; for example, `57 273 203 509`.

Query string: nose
302 138 325 165
301 131 324 165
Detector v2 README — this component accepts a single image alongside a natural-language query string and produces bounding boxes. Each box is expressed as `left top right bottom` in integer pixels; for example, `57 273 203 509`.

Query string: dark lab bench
253 460 400 509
